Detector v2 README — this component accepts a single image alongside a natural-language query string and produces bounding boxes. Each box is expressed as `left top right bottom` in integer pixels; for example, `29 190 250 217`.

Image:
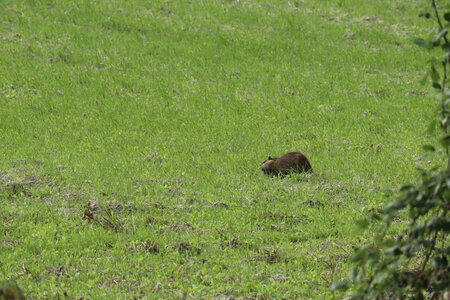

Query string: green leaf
444 51 450 63
432 39 441 48
372 213 382 221
433 28 448 43
420 71 429 86
433 82 442 90
431 65 440 82
330 281 348 291
349 267 358 281
433 182 442 196
356 219 369 229
385 245 402 257
400 184 415 192
427 58 441 65
400 244 414 257
372 270 389 284
441 92 450 101
419 12 431 18
431 257 447 268
445 99 450 108
351 246 369 263
418 239 431 248
443 43 450 52
440 134 450 147
384 200 407 211
413 38 429 48
380 239 395 247
367 250 380 264
0 281 25 300
410 224 425 238
427 119 437 134
427 216 450 232
444 12 450 22
422 144 436 152
442 117 449 129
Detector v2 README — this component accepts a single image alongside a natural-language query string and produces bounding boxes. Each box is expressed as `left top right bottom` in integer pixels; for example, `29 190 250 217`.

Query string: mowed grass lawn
0 0 439 298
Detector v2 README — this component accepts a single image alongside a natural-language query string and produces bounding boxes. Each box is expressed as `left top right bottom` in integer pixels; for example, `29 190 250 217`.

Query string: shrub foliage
333 1 450 299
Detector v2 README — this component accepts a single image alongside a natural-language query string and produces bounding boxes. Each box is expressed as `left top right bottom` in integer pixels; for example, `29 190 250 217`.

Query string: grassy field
0 0 440 298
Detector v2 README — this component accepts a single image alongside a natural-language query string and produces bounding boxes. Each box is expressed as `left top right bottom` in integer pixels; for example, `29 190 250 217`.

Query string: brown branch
420 209 446 272
431 0 449 44
444 59 448 93
443 60 449 159
396 214 419 242
431 0 450 161
443 61 448 132
421 230 438 272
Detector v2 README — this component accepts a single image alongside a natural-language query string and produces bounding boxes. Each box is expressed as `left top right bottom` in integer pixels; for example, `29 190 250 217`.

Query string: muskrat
259 152 313 176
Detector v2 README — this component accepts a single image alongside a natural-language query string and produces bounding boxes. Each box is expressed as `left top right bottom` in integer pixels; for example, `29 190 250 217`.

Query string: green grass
0 0 442 298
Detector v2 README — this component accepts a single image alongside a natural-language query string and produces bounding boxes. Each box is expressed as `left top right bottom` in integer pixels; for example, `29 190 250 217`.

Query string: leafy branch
332 1 450 299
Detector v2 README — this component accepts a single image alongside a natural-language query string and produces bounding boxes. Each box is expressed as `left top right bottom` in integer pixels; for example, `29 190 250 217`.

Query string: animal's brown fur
259 152 312 176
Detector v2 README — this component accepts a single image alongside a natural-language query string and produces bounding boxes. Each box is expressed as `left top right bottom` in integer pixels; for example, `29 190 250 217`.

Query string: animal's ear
268 156 272 160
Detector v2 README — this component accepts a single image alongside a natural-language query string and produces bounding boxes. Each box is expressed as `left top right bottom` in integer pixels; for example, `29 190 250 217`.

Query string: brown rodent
259 152 313 176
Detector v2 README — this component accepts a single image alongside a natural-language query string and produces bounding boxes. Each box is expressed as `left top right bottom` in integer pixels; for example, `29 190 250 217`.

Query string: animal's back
275 152 312 173
259 151 312 175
